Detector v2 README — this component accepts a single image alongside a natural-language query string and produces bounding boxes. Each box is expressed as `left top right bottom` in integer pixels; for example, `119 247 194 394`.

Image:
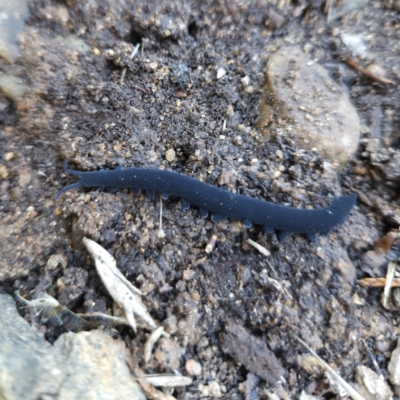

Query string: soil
1 0 400 398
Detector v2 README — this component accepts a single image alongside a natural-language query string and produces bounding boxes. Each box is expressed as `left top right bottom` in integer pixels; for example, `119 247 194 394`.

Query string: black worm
56 161 356 241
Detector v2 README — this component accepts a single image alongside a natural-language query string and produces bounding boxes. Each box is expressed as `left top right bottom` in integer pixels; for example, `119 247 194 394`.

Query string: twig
345 59 396 85
139 374 193 388
292 333 366 400
134 85 148 93
383 261 397 309
142 80 151 94
358 276 400 288
158 195 166 239
362 339 382 376
120 43 140 84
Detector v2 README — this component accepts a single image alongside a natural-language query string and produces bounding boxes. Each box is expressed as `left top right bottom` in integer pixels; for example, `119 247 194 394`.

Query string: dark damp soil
1 0 400 398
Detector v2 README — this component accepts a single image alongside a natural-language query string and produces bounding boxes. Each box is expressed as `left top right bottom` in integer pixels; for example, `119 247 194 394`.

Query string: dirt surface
1 0 400 398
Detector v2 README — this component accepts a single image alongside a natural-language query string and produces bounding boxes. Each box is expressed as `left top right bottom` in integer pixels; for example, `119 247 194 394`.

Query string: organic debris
15 291 94 332
83 238 157 332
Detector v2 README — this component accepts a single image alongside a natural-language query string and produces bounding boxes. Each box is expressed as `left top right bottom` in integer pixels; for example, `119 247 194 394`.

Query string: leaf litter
82 237 157 332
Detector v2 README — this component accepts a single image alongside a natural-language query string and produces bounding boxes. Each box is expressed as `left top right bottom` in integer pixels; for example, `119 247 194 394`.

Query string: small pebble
185 359 202 376
182 269 195 281
232 136 243 146
367 63 388 80
18 168 32 187
208 381 222 398
113 143 122 151
216 67 226 79
241 76 250 87
106 49 115 59
192 290 200 302
265 8 285 29
0 165 9 179
124 213 132 221
165 148 176 162
352 293 364 306
299 354 324 375
199 381 222 398
272 170 281 179
55 5 69 23
316 247 325 259
375 340 388 354
154 337 181 370
3 152 14 161
11 187 20 200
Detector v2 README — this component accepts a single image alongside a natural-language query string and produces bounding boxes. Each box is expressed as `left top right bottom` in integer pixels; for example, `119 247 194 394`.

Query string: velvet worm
56 161 356 241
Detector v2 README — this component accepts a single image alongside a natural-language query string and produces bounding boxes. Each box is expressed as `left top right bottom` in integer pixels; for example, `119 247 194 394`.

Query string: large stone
0 294 145 400
258 46 360 169
54 331 146 400
0 0 29 63
0 294 65 399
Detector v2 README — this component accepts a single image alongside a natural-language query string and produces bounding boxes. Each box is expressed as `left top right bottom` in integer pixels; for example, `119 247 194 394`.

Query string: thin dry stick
292 333 366 400
362 339 382 376
358 277 400 288
158 195 166 238
345 59 396 85
120 43 140 83
383 261 397 309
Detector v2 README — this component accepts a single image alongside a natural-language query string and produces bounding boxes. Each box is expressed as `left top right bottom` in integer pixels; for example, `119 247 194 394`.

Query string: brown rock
258 46 360 169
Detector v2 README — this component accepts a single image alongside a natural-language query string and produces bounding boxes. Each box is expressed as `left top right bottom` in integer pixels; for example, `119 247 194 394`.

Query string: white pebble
165 149 176 162
216 67 226 79
241 76 250 86
272 170 281 179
